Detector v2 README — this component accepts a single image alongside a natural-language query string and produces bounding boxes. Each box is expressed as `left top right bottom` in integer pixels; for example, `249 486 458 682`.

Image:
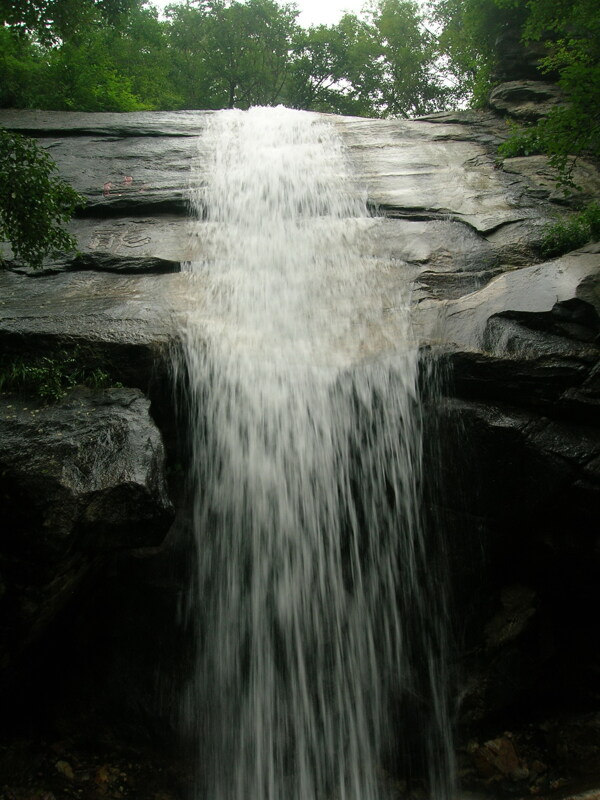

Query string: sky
294 0 369 27
150 0 369 28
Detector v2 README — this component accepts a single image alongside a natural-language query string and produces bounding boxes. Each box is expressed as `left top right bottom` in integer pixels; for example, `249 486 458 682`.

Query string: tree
373 0 450 116
0 0 467 119
36 4 179 112
38 38 151 112
165 0 299 110
433 0 529 105
0 129 84 269
0 0 140 44
165 1 216 109
0 25 46 109
287 2 449 118
333 12 386 115
287 15 382 115
0 0 181 112
434 0 600 189
112 4 181 110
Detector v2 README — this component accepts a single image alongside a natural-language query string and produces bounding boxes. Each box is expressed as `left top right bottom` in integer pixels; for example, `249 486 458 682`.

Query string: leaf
0 128 85 269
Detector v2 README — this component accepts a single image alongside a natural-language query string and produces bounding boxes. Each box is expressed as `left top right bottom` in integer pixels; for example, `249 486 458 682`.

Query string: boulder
436 249 600 420
434 396 599 725
0 387 174 669
431 246 599 724
491 24 553 84
443 249 600 349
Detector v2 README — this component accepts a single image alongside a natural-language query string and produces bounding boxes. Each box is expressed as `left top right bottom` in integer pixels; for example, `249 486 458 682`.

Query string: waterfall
175 107 454 800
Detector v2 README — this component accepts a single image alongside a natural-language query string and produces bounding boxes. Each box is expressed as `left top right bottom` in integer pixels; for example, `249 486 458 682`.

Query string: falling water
176 107 454 800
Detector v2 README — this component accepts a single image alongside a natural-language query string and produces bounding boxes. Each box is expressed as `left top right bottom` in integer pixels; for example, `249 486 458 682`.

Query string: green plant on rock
0 128 85 269
498 122 543 159
540 202 600 259
433 0 600 191
0 349 121 401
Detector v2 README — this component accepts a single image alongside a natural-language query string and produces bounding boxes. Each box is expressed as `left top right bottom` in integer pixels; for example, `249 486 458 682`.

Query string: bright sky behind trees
150 0 369 27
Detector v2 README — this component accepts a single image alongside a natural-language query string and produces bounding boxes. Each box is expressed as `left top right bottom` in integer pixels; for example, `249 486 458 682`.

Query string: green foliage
507 0 600 190
0 0 140 44
166 0 299 110
288 1 450 116
0 348 121 402
287 24 350 112
373 0 451 116
1 0 179 111
0 26 46 109
165 1 217 109
337 13 383 112
504 104 600 192
39 42 151 112
3 0 595 155
0 0 451 118
114 5 182 110
540 202 600 258
433 0 600 189
433 0 528 106
287 14 383 116
498 123 543 158
21 3 178 111
0 129 85 269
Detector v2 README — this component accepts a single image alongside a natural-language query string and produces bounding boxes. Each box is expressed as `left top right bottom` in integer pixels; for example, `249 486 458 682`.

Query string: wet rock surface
501 156 600 206
0 104 598 796
488 80 565 120
0 269 184 391
0 388 174 672
4 217 189 276
337 114 548 234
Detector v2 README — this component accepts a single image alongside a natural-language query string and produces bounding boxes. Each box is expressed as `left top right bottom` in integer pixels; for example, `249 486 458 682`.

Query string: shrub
498 123 543 159
540 202 600 258
0 128 85 269
0 349 121 402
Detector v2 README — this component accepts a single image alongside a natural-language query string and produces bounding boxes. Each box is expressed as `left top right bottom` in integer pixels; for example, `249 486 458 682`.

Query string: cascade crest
176 106 453 800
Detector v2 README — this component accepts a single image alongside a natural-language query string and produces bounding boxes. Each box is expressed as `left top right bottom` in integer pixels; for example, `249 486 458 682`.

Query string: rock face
488 80 564 120
0 388 173 673
0 105 598 782
0 269 182 389
502 156 600 205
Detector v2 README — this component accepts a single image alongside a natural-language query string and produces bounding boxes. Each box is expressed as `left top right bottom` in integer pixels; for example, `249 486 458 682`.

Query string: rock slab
0 387 174 668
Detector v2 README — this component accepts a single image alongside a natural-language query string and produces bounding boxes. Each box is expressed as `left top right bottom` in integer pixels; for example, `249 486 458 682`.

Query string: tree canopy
1 0 598 131
0 0 452 116
1 0 599 267
433 0 600 188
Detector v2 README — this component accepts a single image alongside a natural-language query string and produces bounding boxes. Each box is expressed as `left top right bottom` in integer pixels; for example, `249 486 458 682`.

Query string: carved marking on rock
122 230 152 248
89 227 152 251
89 230 117 250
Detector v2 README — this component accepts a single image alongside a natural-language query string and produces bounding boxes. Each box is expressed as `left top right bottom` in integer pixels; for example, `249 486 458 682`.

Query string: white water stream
176 107 453 800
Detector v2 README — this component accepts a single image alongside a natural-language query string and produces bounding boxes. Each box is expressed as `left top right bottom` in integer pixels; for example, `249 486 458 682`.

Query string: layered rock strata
0 104 598 786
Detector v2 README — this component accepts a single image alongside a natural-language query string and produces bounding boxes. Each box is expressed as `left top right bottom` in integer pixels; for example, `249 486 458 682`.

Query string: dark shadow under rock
0 387 174 677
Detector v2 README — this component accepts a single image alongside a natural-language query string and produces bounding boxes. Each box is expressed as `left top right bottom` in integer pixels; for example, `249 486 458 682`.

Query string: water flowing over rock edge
175 106 456 800
0 103 598 800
